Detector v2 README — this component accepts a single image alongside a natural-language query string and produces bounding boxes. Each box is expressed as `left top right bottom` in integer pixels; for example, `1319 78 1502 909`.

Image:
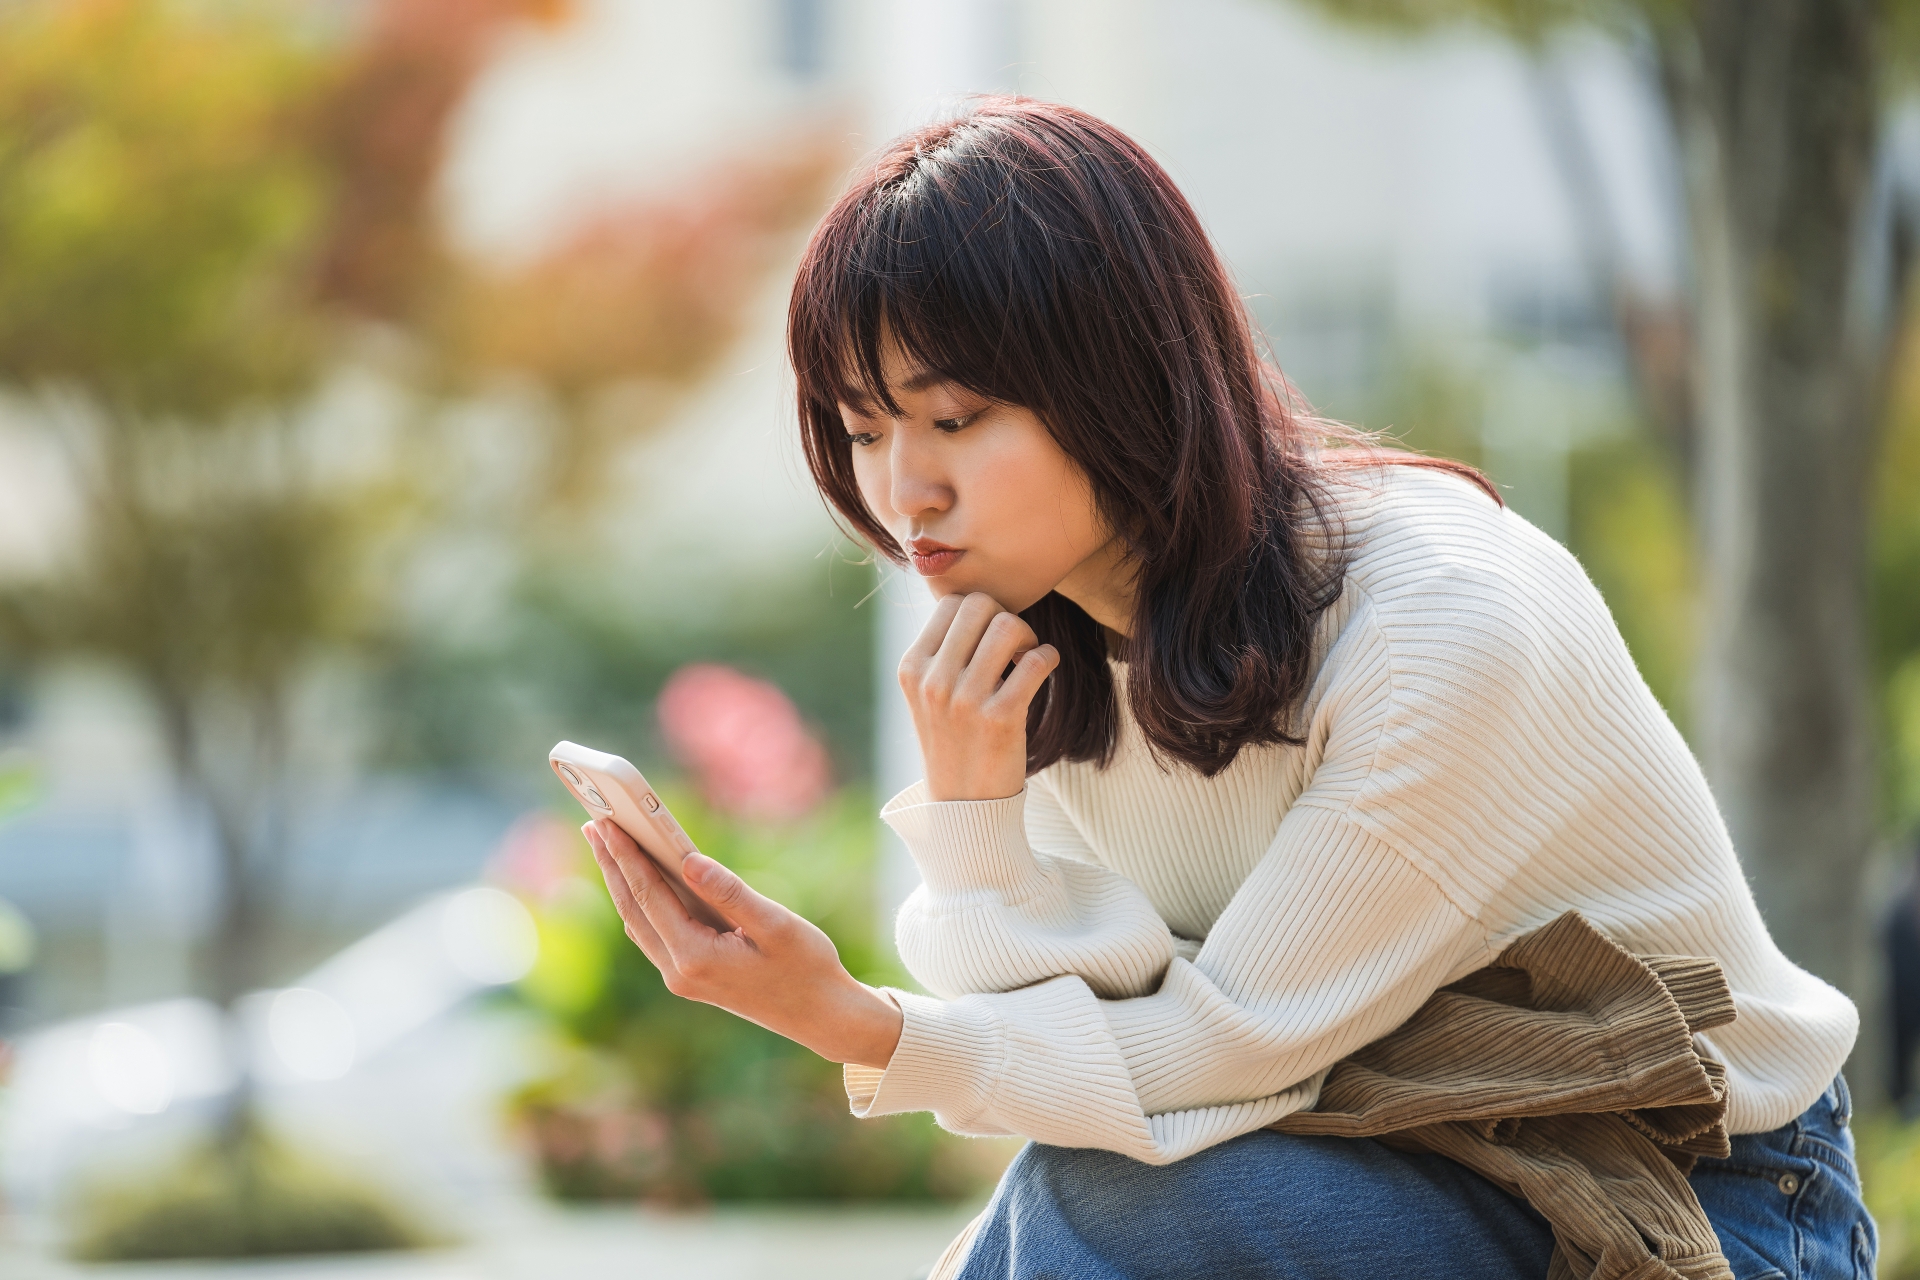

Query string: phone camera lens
557 762 581 784
581 783 610 810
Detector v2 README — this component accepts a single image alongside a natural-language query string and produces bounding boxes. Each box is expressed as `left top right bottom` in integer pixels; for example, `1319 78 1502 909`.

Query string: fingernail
683 852 716 882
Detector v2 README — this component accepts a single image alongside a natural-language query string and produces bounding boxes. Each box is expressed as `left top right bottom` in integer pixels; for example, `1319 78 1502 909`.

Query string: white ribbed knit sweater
845 465 1857 1166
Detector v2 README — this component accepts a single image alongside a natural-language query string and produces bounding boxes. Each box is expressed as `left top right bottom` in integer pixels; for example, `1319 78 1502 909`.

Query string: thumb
682 852 783 929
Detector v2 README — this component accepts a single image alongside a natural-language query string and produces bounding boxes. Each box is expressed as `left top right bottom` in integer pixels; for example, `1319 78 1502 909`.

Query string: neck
1053 536 1136 636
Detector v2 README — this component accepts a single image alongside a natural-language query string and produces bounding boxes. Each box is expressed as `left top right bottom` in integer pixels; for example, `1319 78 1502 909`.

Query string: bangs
791 128 1045 428
786 99 1184 569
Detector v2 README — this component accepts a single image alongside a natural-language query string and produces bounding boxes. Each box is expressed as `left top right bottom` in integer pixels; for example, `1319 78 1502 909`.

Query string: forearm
846 977 1323 1165
886 782 1176 1000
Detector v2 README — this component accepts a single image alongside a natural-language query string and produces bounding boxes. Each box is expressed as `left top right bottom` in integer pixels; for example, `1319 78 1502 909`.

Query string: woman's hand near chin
900 592 1061 803
583 818 904 1070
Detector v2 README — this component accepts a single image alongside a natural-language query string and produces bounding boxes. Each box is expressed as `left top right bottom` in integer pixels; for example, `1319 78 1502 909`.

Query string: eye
932 413 977 434
845 431 881 447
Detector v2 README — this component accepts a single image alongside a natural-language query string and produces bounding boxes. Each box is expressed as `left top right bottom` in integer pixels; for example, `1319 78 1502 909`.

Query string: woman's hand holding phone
583 817 903 1070
900 592 1060 803
575 590 1050 1070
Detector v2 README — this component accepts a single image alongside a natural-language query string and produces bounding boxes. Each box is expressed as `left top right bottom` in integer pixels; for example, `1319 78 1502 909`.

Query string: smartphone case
548 740 733 932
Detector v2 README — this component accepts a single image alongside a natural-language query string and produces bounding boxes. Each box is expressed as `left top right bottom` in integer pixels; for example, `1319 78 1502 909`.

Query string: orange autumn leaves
450 144 847 397
0 0 845 419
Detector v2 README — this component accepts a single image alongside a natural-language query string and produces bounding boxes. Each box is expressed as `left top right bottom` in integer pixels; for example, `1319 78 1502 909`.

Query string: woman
583 97 1871 1278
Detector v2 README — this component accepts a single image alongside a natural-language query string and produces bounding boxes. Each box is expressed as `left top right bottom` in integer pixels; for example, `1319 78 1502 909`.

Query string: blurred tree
0 0 841 1228
1297 0 1919 1004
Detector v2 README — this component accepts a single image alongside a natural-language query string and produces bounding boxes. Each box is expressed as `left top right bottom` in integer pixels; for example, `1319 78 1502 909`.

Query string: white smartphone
548 740 734 933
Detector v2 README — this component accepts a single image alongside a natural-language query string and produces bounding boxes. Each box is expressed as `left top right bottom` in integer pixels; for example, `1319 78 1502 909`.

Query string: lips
908 538 962 577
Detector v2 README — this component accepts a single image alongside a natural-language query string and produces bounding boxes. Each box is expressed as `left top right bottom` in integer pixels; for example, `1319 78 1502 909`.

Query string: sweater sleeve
846 596 1494 1164
882 779 1177 1002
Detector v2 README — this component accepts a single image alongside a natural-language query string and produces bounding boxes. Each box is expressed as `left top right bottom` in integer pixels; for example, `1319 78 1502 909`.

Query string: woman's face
839 343 1120 618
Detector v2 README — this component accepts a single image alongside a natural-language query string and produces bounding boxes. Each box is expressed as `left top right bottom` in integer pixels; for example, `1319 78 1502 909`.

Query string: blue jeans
957 1076 1875 1279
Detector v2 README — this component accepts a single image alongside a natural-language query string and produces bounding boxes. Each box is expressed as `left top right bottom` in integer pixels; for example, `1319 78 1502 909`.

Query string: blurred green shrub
65 1128 432 1262
499 787 1014 1206
1861 1116 1920 1276
1566 433 1696 727
0 756 33 823
1876 327 1920 838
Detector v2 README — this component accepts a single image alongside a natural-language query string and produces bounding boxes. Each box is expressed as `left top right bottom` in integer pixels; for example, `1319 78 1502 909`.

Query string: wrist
820 980 902 1069
924 759 1027 803
926 780 1024 803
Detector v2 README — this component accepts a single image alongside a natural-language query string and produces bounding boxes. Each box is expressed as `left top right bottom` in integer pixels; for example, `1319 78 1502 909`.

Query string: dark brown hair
788 97 1495 777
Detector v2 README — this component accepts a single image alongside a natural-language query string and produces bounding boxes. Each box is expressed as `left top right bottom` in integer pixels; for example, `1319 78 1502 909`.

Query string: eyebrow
837 366 948 416
897 367 944 394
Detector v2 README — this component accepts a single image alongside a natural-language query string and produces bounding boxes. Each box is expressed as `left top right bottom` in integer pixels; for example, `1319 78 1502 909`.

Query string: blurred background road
0 0 1916 1275
5 1205 983 1280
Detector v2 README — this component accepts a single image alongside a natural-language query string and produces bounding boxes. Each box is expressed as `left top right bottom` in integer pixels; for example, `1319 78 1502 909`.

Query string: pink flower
657 664 830 822
488 811 586 901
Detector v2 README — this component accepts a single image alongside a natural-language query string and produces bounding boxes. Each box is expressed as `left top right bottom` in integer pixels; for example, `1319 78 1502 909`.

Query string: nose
887 427 952 521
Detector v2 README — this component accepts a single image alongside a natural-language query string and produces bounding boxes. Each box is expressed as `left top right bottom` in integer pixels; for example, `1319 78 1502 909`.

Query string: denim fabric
955 1076 1874 1280
1690 1075 1876 1280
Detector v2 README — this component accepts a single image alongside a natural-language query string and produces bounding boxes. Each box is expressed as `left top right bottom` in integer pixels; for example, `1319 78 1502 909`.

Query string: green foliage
1343 346 1697 723
1876 329 1920 838
0 0 332 418
1353 348 1489 471
1860 1115 1920 1277
0 757 35 823
0 442 404 716
65 1130 433 1262
373 555 880 784
506 787 1013 1205
1567 434 1695 724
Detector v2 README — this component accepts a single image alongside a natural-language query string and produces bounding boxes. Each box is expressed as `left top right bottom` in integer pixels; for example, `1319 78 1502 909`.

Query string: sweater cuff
880 781 1045 896
845 988 1005 1119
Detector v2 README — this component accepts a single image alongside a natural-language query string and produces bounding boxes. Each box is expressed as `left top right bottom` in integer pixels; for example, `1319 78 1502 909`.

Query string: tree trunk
1659 0 1882 994
155 685 278 1149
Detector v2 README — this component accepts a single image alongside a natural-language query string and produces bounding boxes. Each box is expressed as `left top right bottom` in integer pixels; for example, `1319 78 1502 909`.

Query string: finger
680 852 789 940
925 593 1007 691
900 593 966 671
590 818 710 963
585 825 667 955
985 642 1060 717
955 610 1040 702
585 826 672 969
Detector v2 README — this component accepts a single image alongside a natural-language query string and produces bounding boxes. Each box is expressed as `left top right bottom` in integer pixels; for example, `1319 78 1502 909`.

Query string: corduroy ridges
1267 912 1744 1280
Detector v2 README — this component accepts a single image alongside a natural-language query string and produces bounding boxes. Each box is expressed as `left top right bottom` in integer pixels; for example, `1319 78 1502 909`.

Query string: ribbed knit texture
847 466 1857 1164
1269 913 1745 1280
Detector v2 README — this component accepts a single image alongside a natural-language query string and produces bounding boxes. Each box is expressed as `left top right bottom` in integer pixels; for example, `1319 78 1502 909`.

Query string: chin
922 572 1041 612
922 575 975 600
